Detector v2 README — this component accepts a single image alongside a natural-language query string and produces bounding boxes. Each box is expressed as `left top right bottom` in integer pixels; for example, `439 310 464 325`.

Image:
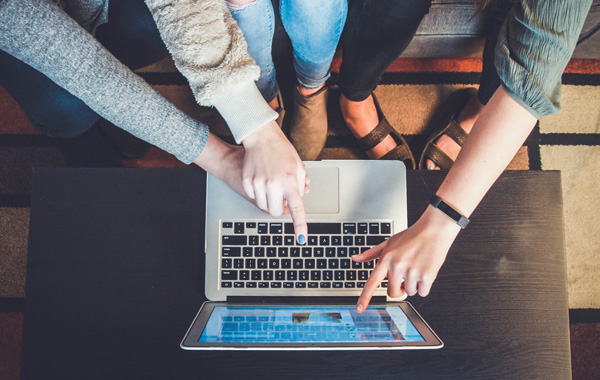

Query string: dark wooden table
22 168 570 379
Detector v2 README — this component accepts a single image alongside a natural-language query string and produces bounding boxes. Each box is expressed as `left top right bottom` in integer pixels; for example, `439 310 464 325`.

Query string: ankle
339 95 378 138
298 83 325 97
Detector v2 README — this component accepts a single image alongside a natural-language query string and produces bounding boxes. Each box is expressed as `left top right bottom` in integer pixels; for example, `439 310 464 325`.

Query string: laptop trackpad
303 167 339 214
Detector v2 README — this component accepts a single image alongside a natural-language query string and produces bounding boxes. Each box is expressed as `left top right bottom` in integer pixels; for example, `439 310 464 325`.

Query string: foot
339 94 397 159
425 94 484 170
289 84 329 160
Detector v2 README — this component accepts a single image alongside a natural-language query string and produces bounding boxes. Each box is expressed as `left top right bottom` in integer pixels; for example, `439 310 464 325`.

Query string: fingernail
356 304 364 313
298 234 306 245
428 163 435 170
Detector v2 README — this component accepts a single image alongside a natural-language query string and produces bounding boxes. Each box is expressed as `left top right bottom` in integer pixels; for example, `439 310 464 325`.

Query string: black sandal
356 94 416 169
419 88 477 170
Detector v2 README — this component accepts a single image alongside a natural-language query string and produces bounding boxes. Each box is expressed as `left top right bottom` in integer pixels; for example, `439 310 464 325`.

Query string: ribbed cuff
212 80 278 144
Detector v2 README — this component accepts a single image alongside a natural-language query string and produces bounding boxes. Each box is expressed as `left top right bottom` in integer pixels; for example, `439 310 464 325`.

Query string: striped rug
1 57 599 379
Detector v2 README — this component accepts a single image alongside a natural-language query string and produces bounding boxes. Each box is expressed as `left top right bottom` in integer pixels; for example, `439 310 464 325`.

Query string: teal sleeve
494 0 593 118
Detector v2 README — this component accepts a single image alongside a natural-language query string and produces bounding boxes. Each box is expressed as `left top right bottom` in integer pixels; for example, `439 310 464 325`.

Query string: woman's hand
241 120 309 243
353 206 461 313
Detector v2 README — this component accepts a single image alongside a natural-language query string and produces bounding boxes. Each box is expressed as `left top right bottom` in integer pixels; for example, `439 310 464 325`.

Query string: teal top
495 0 593 118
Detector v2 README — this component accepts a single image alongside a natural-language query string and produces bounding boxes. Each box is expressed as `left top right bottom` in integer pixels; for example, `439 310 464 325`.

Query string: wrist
419 206 463 238
241 120 283 149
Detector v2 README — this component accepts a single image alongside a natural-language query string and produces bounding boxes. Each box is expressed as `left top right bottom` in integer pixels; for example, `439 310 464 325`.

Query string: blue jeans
227 0 348 102
0 0 168 138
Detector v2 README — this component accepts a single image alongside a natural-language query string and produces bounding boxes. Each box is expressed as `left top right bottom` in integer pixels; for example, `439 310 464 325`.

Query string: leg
280 0 348 160
339 0 432 160
424 0 516 170
226 0 280 109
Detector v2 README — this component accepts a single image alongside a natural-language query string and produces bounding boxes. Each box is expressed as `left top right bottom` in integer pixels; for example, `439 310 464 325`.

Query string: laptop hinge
225 296 388 305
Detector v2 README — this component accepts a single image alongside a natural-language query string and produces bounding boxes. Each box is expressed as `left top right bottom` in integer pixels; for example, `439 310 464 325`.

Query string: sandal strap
445 119 468 146
380 143 413 163
423 144 454 170
356 118 393 151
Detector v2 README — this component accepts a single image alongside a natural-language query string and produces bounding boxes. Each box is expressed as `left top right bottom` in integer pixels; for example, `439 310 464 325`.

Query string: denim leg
226 0 279 102
0 49 99 138
280 0 348 89
340 0 432 101
0 0 168 138
478 0 517 105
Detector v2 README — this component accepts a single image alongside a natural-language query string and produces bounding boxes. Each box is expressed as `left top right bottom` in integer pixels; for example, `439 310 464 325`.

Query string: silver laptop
181 160 443 350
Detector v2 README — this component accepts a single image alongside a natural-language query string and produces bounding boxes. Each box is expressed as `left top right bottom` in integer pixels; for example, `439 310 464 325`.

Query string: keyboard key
263 271 273 280
323 271 333 281
221 271 237 280
234 222 244 234
349 247 359 256
317 259 327 269
337 247 348 257
258 282 269 288
333 282 343 288
307 223 341 234
320 282 331 288
222 247 241 257
343 236 353 246
334 271 344 281
283 282 294 288
257 259 268 269
290 248 300 257
308 236 318 246
358 282 365 288
314 247 324 257
352 261 363 269
355 236 365 246
234 282 244 288
251 270 261 280
331 236 342 246
305 259 315 269
369 223 379 234
281 259 291 269
222 235 246 245
222 222 233 228
245 259 256 269
254 247 265 257
234 259 244 269
266 247 276 257
246 222 256 228
278 247 289 257
275 271 285 280
270 223 283 234
284 236 295 246
364 261 374 269
269 259 279 269
293 259 303 269
325 248 336 257
302 247 312 257
340 259 351 269
343 223 356 234
273 236 282 246
258 223 268 234
367 236 387 246
299 271 309 281
344 282 355 288
221 281 232 288
310 271 321 281
295 283 306 288
261 236 271 245
240 270 250 280
219 258 231 269
271 282 282 288
346 271 357 281
249 236 259 245
381 223 391 234
358 223 368 234
328 259 339 269
246 282 257 288
319 236 330 246
243 247 253 257
358 271 369 280
308 282 318 288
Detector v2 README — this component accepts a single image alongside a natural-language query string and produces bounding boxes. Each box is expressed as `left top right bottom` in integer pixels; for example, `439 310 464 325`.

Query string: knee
26 92 97 138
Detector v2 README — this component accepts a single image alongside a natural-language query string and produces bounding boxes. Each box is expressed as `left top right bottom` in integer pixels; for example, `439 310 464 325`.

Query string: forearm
145 0 277 143
0 0 208 164
435 86 537 218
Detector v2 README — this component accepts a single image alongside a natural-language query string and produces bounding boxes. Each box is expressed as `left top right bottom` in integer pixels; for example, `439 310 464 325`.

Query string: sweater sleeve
0 0 208 164
494 0 592 118
144 0 278 144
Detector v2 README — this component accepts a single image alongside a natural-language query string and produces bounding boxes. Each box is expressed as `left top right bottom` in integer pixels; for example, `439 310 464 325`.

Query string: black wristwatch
428 195 470 229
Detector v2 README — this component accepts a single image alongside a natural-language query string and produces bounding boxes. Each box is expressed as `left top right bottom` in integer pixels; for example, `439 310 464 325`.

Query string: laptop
181 160 443 350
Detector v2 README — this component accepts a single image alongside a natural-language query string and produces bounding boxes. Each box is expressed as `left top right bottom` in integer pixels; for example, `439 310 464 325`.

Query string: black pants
339 0 515 104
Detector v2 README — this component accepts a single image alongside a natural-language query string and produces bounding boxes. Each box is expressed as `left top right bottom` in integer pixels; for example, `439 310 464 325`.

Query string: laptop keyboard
220 221 391 290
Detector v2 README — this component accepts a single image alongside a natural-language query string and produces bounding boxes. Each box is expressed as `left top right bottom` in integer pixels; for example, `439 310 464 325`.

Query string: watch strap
428 195 470 229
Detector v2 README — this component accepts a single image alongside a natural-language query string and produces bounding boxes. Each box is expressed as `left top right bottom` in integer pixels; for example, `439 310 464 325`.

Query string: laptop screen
198 306 425 344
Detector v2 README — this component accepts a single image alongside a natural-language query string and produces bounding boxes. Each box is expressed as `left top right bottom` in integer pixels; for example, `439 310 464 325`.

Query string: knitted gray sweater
0 0 277 164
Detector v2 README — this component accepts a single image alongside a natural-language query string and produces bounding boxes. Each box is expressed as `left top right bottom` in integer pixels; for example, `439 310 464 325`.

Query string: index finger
283 188 307 244
356 262 388 313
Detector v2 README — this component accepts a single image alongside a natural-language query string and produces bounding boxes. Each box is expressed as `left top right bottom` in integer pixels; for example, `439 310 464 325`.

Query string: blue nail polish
298 234 306 245
428 163 435 170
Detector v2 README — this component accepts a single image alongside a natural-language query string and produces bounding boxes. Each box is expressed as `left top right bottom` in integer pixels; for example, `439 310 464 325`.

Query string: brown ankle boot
289 85 329 160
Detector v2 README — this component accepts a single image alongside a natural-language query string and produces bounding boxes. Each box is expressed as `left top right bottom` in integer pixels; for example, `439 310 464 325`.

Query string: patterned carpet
1 56 599 379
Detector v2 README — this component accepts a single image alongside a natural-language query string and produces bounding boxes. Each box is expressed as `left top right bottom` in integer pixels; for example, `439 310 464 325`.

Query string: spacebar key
222 235 247 245
308 223 341 234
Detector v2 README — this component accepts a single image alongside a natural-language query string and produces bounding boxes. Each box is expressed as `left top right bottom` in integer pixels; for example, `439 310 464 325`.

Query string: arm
145 0 308 240
353 0 593 312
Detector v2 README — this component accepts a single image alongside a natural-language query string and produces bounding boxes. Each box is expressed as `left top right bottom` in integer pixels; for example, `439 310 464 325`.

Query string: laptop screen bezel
181 301 443 350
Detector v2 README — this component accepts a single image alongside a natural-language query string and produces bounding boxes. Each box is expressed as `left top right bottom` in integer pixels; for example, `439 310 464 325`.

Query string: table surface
22 168 570 380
